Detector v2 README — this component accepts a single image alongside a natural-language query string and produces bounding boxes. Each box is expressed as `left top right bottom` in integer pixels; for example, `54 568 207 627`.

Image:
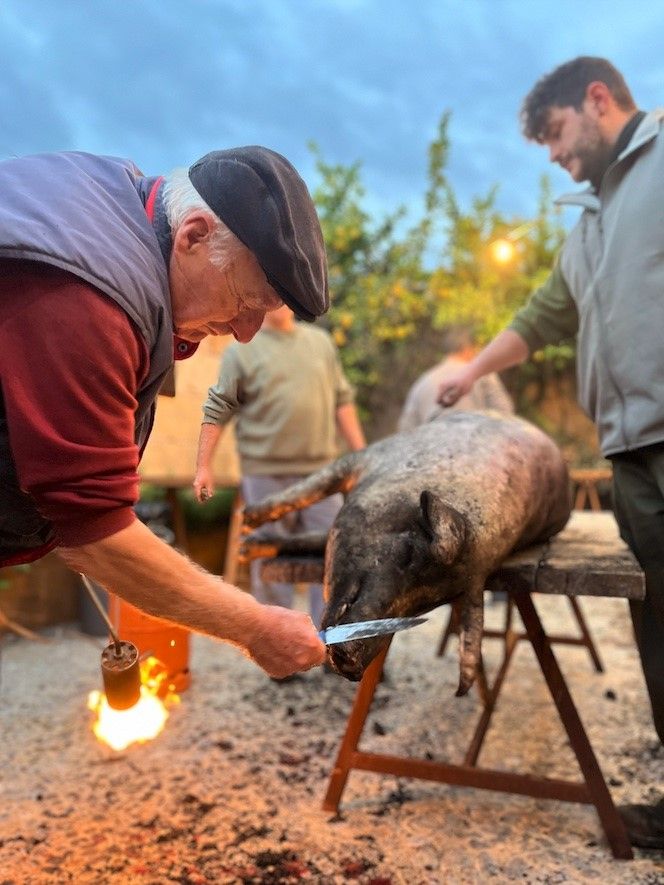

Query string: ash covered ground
1 594 663 884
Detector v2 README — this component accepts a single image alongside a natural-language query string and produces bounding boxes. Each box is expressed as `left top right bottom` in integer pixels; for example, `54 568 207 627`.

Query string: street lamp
489 221 535 265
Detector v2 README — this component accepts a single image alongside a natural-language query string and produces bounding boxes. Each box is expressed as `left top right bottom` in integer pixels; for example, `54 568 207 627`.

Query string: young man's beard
573 119 614 189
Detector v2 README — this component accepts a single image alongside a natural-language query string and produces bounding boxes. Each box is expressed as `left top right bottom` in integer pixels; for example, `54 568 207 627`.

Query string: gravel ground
1 595 663 884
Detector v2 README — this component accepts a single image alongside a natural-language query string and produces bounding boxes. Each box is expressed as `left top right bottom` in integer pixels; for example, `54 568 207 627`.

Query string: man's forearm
196 422 224 470
438 329 529 408
468 330 529 380
58 519 261 645
59 519 326 677
335 402 366 451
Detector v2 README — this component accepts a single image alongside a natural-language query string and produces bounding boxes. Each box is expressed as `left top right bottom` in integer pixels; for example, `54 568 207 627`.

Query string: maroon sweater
0 261 149 547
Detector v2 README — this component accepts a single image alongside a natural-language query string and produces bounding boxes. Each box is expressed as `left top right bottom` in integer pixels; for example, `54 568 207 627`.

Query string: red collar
145 176 163 223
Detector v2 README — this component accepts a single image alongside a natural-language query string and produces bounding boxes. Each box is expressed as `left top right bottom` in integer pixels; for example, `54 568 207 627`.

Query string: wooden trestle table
245 511 645 860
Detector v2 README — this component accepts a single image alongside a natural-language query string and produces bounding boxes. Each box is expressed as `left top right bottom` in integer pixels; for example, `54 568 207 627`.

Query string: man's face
541 102 613 185
169 217 283 343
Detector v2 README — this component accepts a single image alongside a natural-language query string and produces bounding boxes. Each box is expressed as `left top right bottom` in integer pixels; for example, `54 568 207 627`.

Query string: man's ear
585 80 612 116
419 489 467 565
173 213 215 255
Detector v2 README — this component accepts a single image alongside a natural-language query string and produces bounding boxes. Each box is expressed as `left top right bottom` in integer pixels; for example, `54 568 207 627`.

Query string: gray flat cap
188 146 329 321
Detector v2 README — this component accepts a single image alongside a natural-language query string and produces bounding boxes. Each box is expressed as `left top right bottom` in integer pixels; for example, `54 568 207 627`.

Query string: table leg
568 596 604 672
322 644 390 812
513 591 632 859
165 487 188 552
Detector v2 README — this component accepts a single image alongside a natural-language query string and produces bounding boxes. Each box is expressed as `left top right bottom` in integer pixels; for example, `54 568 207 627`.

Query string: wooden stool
222 488 247 587
570 467 612 512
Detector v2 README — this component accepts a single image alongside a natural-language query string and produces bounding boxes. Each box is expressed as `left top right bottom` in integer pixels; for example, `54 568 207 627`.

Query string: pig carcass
243 411 571 694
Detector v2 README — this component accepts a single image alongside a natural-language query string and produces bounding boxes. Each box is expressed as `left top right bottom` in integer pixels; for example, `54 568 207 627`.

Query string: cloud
1 0 662 227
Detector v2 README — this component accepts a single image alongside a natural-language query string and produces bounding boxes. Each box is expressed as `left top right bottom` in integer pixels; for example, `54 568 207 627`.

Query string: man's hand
246 605 327 678
437 365 476 408
193 466 215 503
438 330 530 407
58 520 326 678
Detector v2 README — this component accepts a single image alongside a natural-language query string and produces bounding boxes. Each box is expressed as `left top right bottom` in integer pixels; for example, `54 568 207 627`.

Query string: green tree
311 115 575 443
309 143 430 425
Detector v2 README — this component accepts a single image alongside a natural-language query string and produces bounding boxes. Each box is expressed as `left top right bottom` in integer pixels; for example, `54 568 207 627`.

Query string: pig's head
322 489 469 681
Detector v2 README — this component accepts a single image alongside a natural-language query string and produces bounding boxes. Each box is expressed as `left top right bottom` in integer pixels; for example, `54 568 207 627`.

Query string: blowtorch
80 575 142 710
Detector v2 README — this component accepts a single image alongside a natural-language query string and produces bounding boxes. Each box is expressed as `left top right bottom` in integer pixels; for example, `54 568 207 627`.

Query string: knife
318 616 427 645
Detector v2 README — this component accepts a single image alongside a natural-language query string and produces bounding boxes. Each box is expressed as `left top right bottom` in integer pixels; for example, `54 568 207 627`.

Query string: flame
88 656 179 752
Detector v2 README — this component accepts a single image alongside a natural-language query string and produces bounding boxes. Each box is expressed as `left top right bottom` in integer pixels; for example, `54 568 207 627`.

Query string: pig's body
244 411 571 693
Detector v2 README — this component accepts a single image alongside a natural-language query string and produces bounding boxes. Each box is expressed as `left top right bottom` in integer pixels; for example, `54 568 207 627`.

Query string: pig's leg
456 574 485 697
243 452 363 528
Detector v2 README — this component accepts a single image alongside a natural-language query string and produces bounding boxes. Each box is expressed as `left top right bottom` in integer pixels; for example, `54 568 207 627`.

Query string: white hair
162 167 243 270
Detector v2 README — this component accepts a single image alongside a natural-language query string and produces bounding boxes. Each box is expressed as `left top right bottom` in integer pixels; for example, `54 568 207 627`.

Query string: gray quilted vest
0 152 174 564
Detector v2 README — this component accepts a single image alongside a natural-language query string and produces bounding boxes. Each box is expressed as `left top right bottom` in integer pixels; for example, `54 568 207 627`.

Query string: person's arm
193 346 243 502
397 384 420 433
438 330 529 406
335 401 366 451
327 333 366 451
193 423 225 502
0 267 147 546
439 260 577 407
58 521 326 678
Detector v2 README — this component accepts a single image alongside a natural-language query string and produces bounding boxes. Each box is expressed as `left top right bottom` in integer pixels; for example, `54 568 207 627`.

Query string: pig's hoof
455 673 475 696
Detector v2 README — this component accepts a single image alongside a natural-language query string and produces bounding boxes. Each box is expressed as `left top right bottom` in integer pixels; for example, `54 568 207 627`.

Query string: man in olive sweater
194 304 365 626
438 57 664 849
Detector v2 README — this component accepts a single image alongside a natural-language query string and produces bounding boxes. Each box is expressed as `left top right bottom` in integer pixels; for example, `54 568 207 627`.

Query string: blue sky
1 0 661 230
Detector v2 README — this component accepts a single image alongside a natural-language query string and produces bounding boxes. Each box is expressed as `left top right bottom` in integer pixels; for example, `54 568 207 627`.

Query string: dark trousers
611 445 664 745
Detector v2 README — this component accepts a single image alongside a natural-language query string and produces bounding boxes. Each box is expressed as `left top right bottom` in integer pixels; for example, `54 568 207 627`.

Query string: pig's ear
419 490 467 565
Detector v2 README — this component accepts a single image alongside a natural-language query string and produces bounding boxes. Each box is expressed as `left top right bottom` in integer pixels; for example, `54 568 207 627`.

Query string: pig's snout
327 642 364 681
327 635 388 681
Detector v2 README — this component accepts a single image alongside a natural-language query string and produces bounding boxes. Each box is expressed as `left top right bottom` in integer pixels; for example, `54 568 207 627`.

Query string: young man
0 146 329 680
438 57 664 849
193 303 365 630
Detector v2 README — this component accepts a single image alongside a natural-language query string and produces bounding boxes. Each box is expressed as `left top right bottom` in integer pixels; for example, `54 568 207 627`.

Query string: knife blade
318 616 427 645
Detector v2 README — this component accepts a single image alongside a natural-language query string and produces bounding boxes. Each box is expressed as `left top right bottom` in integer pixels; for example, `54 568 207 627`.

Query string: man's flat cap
188 146 329 321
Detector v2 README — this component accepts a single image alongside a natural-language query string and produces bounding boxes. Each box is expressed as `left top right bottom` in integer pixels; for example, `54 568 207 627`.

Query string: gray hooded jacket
510 109 664 456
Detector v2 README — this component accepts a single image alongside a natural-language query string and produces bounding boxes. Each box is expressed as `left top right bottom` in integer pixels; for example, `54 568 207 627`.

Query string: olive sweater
202 324 354 475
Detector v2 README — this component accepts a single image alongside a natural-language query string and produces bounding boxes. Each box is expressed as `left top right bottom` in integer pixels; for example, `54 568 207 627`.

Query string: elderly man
0 146 327 679
438 57 664 848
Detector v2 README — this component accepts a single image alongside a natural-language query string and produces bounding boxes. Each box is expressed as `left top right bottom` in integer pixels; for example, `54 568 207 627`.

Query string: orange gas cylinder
109 595 191 694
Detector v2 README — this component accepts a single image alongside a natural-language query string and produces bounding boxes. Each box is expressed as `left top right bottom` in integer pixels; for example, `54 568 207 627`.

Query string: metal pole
80 575 122 655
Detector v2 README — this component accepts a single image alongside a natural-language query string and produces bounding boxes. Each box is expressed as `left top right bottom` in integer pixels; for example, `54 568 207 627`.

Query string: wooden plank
139 336 240 487
492 512 644 600
241 530 328 558
261 557 326 584
257 511 645 601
